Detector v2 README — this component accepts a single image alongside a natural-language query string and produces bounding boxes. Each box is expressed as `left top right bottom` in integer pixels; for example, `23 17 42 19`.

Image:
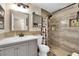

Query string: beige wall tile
48 4 79 53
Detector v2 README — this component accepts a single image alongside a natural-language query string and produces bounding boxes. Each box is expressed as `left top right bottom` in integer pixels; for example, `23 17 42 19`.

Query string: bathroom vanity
0 36 39 56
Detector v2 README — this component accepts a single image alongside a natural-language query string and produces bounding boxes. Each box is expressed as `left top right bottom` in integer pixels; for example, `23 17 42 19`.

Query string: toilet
37 35 50 56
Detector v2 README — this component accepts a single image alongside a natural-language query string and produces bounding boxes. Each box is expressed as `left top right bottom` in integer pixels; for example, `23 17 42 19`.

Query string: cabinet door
0 40 37 56
28 40 37 56
4 48 15 56
18 42 28 56
0 45 21 56
14 45 19 56
0 49 4 56
0 46 15 56
2 46 15 56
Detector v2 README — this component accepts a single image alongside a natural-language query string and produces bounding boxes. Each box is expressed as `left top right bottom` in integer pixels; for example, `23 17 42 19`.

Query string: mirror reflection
33 12 42 28
11 10 29 31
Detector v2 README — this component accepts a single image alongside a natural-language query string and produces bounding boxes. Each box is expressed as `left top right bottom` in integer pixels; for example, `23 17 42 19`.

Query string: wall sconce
76 4 79 20
76 11 79 20
17 3 29 9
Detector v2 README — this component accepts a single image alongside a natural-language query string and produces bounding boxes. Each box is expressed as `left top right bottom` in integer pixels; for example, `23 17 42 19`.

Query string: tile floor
48 45 71 56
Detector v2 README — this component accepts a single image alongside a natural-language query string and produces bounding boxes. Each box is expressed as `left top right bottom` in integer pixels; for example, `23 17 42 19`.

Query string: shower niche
69 19 79 27
10 10 29 31
69 11 79 27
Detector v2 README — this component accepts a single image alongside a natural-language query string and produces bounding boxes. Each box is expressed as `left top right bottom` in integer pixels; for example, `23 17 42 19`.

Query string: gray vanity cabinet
28 40 37 56
0 48 5 56
0 39 37 56
18 42 29 56
0 46 15 56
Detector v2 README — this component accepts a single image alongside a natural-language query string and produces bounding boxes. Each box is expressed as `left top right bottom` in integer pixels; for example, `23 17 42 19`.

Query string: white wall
0 3 42 33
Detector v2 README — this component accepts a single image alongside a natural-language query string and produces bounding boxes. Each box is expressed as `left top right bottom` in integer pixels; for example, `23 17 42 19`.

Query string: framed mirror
0 5 4 29
33 12 42 28
10 10 29 31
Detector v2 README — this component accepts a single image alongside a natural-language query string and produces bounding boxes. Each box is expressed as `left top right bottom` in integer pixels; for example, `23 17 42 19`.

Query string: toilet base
39 52 47 56
38 44 50 56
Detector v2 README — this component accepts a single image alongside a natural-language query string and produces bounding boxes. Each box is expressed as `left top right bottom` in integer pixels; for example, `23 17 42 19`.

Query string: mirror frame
10 10 29 32
0 5 5 29
33 12 43 29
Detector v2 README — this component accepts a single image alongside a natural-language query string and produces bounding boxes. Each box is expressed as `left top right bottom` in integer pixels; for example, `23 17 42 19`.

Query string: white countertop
0 35 41 46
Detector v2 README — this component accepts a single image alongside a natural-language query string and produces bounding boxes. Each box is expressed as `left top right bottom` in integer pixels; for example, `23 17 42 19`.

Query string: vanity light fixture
17 3 29 9
17 3 21 7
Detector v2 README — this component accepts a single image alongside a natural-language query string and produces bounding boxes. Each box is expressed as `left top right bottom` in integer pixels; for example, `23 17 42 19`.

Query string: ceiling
32 3 72 13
